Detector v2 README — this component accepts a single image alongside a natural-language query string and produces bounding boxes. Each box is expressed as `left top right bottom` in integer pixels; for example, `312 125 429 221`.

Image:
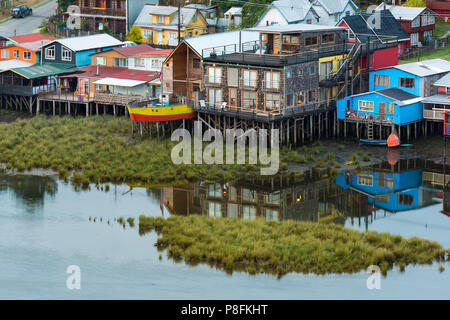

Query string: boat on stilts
127 102 196 122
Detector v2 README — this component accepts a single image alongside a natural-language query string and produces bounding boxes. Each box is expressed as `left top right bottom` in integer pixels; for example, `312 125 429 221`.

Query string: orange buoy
387 133 400 148
387 149 400 165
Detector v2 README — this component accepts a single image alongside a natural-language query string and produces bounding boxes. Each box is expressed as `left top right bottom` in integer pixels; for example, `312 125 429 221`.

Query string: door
229 88 237 109
157 31 163 45
379 102 386 120
273 34 280 55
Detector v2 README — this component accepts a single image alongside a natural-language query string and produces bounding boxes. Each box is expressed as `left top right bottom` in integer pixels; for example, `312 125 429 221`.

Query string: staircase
367 122 374 140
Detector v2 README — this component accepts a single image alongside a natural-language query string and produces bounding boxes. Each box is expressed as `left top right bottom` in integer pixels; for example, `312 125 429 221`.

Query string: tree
241 0 270 28
57 0 76 12
404 0 426 7
126 26 143 43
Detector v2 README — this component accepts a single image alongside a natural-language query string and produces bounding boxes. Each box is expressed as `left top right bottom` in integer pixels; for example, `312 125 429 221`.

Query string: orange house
0 39 54 64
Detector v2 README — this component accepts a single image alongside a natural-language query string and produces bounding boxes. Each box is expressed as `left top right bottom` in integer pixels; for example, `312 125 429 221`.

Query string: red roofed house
9 33 55 44
427 0 450 19
0 34 56 64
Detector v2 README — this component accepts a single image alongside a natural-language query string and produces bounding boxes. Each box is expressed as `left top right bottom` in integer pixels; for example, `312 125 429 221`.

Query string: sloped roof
131 49 173 56
10 33 55 44
48 34 123 52
341 10 409 43
16 39 54 52
113 44 156 57
248 23 345 34
6 63 80 79
394 59 450 77
225 7 242 16
184 30 259 57
376 4 431 21
134 5 199 28
94 78 147 88
314 0 358 14
0 59 32 70
434 73 450 87
377 88 418 101
271 0 315 23
68 65 160 82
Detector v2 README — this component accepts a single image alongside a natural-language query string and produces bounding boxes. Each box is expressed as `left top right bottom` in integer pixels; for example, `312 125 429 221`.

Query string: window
1 50 9 59
305 36 318 46
208 183 222 197
400 77 415 89
308 89 317 103
95 84 103 91
358 100 374 112
282 35 299 44
310 65 315 75
95 56 106 65
143 29 152 39
398 193 413 205
113 57 128 68
193 58 200 69
243 206 256 220
322 33 335 44
23 51 31 60
151 59 162 69
447 87 450 95
228 204 238 219
208 88 221 107
227 68 238 86
286 70 291 78
242 189 256 202
13 50 19 58
229 88 237 107
208 201 221 218
208 67 221 84
62 47 72 61
375 75 390 87
410 33 419 46
296 92 305 105
386 178 394 189
135 58 145 67
298 69 303 76
357 174 373 186
429 15 435 25
387 102 395 114
265 209 278 221
45 46 55 60
265 192 280 205
265 71 279 89
411 17 420 28
157 15 165 24
422 14 428 26
243 70 257 87
242 91 257 109
265 93 280 111
348 30 356 40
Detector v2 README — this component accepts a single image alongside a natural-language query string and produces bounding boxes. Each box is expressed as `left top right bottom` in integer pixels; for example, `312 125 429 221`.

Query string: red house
338 10 409 75
376 4 437 48
427 0 450 19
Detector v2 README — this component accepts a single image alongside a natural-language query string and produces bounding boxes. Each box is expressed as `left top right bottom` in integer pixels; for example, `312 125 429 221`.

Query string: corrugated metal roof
49 34 123 52
375 4 430 21
422 95 450 105
394 59 450 77
10 33 55 44
113 44 156 57
17 39 53 52
0 59 32 70
94 78 146 88
185 30 259 56
377 88 419 101
134 5 198 28
315 0 357 14
434 73 450 87
225 7 242 16
247 23 345 34
271 0 314 23
7 63 80 79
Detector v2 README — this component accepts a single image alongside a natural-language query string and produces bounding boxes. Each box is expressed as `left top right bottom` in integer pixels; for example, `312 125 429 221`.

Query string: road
0 0 57 37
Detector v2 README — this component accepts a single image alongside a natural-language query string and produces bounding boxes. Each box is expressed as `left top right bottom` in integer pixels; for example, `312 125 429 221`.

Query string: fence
399 39 447 61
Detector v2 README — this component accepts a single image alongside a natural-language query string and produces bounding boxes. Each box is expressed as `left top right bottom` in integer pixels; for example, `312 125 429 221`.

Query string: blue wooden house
40 34 124 67
337 88 423 125
369 59 450 98
336 169 435 213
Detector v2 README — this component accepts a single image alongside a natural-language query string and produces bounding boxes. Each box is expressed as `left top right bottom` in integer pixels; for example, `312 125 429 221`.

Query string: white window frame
265 93 280 111
265 71 279 89
95 56 106 66
135 57 145 68
358 100 374 112
411 17 420 28
208 67 222 84
357 174 373 186
208 88 221 107
13 49 19 58
45 45 55 60
1 50 8 59
143 29 152 39
410 33 419 46
62 47 72 61
243 70 257 87
157 15 165 24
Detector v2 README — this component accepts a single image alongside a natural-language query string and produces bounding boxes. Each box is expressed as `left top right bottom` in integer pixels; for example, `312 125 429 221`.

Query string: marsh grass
139 215 449 278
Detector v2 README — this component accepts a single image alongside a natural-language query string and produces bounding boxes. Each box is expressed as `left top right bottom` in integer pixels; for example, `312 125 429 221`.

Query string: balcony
423 109 446 121
79 7 126 18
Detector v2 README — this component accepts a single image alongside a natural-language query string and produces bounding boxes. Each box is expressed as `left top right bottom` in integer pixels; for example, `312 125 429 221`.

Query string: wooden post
36 98 40 115
53 100 56 116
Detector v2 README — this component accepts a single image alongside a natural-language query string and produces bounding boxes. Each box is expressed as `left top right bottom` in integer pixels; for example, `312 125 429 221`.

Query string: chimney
266 20 269 26
96 65 99 76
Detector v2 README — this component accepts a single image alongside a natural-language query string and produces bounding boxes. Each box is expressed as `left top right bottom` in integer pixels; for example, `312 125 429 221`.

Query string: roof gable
45 34 123 52
375 4 435 21
269 0 316 23
314 0 358 15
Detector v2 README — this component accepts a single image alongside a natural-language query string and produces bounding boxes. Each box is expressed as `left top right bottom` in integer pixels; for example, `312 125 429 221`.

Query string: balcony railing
423 109 446 120
344 110 394 124
79 7 126 17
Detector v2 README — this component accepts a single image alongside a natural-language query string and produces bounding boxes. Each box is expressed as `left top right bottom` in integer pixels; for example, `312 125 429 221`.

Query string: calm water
1 158 450 299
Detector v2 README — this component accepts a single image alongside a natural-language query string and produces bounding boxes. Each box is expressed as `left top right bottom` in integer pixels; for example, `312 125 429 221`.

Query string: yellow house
318 54 349 102
134 5 208 46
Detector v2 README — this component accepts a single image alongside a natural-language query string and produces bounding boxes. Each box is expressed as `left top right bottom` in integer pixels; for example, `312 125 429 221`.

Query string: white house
311 0 359 26
255 0 319 27
224 7 242 27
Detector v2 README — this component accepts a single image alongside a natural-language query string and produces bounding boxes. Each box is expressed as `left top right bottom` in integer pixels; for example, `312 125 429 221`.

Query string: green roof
6 63 80 79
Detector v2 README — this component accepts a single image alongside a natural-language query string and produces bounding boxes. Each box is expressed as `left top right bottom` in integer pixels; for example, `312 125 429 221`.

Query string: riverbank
0 114 447 187
139 215 449 277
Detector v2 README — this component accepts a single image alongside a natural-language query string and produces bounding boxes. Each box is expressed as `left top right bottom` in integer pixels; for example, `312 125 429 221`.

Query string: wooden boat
127 104 196 122
360 139 387 146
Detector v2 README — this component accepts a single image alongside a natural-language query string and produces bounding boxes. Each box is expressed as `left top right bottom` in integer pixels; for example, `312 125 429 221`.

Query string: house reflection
156 159 449 227
0 174 58 210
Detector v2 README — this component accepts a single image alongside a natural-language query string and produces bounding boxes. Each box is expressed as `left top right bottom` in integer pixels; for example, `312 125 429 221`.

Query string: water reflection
0 173 57 211
154 159 450 229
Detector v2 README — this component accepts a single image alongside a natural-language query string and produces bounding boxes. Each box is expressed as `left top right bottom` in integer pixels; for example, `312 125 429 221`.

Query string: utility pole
178 0 181 44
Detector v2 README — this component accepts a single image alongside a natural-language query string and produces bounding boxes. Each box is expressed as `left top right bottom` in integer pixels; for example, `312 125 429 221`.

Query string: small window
286 70 291 79
242 70 257 87
308 89 316 103
266 71 280 89
447 87 450 95
227 68 238 87
193 58 200 69
135 58 145 67
305 36 318 46
398 193 413 205
95 56 106 65
375 75 390 87
13 50 19 58
23 51 31 60
157 15 164 24
358 100 374 112
296 92 305 105
208 67 222 84
1 50 9 59
310 66 315 75
242 91 257 109
358 174 373 186
45 45 55 60
387 102 395 114
265 93 280 111
113 57 128 68
62 47 72 61
242 189 256 202
400 77 415 89
322 33 335 44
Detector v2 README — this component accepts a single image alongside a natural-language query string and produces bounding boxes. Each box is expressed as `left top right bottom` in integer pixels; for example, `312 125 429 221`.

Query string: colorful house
0 39 54 65
89 44 156 68
40 34 124 67
134 5 208 46
311 0 358 26
376 4 437 47
369 59 450 97
337 88 423 126
336 168 437 213
445 111 450 136
254 0 319 27
427 0 450 19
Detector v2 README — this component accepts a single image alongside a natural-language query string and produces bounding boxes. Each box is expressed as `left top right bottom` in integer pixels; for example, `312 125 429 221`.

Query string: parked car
11 5 32 18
